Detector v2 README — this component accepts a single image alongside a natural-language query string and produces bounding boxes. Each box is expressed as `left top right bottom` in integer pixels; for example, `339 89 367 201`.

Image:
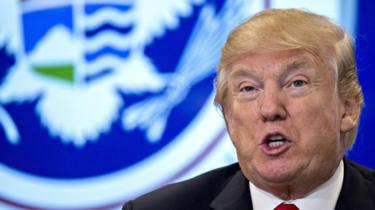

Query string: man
123 9 375 210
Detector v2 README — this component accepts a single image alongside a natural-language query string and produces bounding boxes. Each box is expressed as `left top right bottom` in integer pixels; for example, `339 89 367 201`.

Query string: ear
340 97 361 132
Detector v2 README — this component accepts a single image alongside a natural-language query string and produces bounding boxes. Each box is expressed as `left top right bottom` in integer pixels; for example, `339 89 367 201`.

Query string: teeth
266 134 286 148
268 141 285 148
269 135 284 141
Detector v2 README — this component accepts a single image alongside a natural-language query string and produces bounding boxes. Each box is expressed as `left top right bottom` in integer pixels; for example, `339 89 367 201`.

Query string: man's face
224 50 354 196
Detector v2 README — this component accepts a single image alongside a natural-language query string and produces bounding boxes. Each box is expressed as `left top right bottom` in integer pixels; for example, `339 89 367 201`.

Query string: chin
254 159 301 184
260 170 297 184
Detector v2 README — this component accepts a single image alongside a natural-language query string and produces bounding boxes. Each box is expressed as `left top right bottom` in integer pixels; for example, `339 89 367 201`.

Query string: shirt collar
249 160 344 210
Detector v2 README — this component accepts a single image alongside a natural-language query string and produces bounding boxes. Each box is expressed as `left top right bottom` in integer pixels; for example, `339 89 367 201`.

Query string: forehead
229 50 315 74
226 50 336 81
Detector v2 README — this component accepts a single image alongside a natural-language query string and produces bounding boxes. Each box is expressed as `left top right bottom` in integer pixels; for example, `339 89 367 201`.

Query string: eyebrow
286 59 311 71
229 67 261 81
279 58 313 80
228 57 314 82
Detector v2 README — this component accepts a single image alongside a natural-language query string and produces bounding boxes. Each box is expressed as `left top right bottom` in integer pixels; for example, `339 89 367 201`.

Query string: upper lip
260 131 290 145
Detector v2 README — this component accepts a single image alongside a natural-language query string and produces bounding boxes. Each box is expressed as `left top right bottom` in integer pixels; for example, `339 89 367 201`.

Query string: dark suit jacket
123 159 375 210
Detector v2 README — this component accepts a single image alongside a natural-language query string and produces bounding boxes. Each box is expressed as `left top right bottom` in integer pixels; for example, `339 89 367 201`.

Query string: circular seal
0 0 357 209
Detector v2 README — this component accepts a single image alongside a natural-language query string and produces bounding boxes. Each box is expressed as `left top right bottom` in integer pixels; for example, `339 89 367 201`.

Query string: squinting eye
240 86 255 92
291 80 307 87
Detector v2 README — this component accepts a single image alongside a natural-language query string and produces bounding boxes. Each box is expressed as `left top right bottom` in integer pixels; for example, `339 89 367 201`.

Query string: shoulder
337 159 375 209
346 159 375 187
123 163 241 210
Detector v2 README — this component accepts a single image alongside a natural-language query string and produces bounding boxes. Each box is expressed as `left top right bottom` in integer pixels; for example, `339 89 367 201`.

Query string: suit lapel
335 158 356 210
335 158 375 210
210 159 374 210
210 170 253 210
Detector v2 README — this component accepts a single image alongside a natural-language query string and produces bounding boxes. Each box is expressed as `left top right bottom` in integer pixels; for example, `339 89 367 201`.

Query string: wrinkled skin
223 50 358 199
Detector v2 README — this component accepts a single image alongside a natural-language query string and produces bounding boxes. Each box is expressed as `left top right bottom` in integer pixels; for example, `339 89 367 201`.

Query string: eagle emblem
0 0 249 146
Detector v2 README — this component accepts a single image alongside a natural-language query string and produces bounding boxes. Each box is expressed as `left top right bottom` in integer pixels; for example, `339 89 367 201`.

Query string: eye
285 76 310 97
238 84 259 100
240 85 256 92
291 79 307 88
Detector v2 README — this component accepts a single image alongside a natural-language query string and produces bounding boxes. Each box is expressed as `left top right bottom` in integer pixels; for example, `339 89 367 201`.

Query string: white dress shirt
249 160 344 210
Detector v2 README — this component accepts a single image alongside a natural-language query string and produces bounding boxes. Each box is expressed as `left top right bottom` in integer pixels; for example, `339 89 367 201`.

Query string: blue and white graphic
0 0 365 209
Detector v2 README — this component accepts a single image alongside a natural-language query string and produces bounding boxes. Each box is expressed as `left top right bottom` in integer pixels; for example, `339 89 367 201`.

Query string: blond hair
214 8 363 149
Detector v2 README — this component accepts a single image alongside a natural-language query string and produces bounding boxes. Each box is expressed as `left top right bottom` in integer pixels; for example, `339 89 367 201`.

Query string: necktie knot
274 203 299 210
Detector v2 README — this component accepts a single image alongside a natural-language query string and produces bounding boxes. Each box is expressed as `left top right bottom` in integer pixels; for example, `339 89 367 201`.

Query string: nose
259 83 287 122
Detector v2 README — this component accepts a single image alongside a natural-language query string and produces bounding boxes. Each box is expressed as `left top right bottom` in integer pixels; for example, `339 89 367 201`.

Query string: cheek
290 97 342 154
225 106 259 154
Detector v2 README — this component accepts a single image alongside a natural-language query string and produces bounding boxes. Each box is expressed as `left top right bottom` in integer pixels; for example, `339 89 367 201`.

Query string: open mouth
262 133 289 148
260 133 291 155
